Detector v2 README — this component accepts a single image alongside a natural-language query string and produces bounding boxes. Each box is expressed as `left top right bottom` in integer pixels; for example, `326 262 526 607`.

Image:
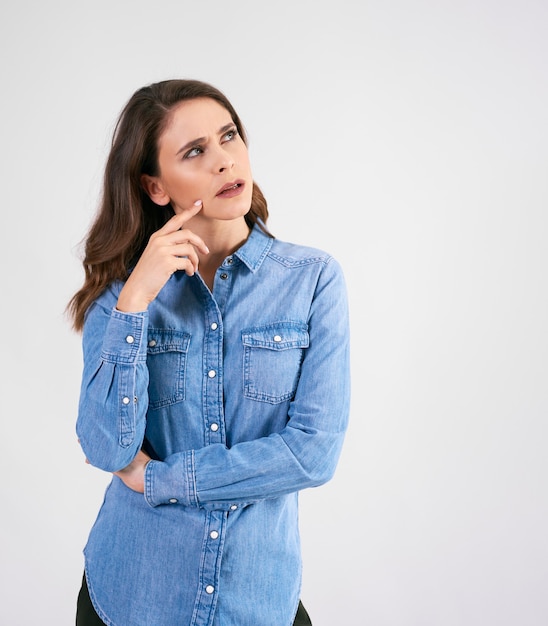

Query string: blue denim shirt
77 224 351 626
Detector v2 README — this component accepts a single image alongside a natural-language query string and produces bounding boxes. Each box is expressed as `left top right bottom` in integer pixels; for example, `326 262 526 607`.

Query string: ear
141 174 171 206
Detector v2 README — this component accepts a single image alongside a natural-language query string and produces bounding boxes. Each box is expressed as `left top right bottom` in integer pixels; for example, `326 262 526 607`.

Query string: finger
173 251 200 276
167 231 210 255
171 242 200 260
179 199 204 224
172 245 200 270
154 202 209 254
147 227 209 257
158 200 203 235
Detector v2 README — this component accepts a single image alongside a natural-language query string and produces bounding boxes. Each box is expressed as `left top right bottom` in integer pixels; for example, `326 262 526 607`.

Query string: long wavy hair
67 79 271 331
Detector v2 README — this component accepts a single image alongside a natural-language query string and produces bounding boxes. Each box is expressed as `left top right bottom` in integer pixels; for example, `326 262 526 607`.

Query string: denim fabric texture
77 224 351 626
76 574 313 626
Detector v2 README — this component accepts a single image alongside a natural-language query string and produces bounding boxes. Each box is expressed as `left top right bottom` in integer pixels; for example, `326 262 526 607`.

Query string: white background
1 1 547 624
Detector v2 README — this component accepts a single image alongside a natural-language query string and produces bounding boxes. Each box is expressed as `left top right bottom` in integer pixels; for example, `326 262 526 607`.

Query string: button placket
197 511 226 612
218 257 234 282
205 314 224 444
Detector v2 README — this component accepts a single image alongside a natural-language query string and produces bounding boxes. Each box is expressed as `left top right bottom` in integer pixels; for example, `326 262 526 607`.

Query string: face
144 97 253 221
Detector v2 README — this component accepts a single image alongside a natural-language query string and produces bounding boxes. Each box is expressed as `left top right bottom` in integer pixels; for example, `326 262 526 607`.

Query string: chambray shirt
77 223 351 626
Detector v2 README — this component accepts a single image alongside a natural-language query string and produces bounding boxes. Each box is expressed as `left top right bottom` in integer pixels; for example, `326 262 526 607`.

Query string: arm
76 207 208 473
76 300 151 472
145 257 351 509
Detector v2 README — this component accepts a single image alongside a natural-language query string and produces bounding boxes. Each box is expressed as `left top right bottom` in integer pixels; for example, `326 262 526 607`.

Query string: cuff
101 308 148 364
144 451 199 508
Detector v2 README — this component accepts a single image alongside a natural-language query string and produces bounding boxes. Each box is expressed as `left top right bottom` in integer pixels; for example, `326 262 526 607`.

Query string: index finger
178 199 204 225
158 200 203 234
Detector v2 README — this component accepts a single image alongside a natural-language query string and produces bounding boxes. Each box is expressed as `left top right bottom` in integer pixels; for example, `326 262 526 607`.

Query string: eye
184 145 204 159
222 127 238 143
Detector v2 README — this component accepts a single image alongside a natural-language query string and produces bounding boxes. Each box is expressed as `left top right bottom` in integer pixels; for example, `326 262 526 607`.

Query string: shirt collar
233 222 274 273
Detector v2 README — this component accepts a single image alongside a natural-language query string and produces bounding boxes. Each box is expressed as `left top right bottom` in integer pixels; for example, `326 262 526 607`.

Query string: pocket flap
241 323 309 350
147 329 191 354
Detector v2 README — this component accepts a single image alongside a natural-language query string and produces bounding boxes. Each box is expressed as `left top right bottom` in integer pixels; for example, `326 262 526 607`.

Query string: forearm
144 424 347 510
76 301 150 472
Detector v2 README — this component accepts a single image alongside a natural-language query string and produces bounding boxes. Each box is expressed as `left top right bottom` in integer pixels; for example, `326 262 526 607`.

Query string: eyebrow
175 122 236 156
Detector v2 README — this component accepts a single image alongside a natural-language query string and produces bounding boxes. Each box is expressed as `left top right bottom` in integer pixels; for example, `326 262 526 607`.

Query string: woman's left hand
113 450 152 493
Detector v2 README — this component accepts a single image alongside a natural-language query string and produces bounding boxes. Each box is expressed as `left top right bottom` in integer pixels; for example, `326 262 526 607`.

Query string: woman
69 79 350 626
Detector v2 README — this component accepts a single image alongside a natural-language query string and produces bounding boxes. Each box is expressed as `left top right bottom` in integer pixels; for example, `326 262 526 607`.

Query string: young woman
69 79 351 626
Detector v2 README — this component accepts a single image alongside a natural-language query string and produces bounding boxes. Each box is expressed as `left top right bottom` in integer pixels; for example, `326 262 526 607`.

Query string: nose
214 146 235 173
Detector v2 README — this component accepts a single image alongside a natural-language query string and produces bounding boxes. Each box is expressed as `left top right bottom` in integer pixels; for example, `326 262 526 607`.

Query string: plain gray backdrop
1 1 547 624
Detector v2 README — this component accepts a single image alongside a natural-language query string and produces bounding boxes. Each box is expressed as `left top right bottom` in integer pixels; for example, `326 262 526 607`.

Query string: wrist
116 291 149 313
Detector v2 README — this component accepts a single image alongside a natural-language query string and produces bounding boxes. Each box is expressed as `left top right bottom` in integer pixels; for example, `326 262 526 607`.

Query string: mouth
216 180 245 197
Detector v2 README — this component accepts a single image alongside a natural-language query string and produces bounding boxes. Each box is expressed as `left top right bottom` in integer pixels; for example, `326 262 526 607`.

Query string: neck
189 216 251 289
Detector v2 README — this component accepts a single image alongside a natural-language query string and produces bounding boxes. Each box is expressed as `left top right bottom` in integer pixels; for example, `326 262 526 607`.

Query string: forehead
162 98 233 140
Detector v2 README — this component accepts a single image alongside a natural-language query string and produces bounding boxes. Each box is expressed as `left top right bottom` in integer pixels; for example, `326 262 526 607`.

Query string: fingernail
194 200 202 206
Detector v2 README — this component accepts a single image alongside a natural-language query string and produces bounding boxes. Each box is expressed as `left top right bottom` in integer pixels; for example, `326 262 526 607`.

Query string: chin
213 196 253 220
225 205 252 221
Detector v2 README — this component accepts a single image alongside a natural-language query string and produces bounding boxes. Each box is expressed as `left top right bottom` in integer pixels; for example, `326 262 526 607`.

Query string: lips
216 180 245 197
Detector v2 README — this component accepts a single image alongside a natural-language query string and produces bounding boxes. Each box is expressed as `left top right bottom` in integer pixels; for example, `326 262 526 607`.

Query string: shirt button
273 335 282 342
210 323 218 331
210 423 219 432
220 273 228 280
226 257 234 265
230 505 238 511
208 370 216 378
126 335 135 344
148 339 157 347
205 585 215 594
122 397 130 405
169 498 178 504
210 530 219 539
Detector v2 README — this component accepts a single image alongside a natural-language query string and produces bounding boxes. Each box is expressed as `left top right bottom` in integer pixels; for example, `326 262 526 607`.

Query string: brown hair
67 79 271 331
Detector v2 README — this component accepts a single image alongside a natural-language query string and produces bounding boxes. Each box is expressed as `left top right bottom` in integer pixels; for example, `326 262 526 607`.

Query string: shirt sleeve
144 257 351 510
76 296 150 473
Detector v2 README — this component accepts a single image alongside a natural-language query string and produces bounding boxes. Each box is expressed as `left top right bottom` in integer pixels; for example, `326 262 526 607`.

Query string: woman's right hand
116 201 209 312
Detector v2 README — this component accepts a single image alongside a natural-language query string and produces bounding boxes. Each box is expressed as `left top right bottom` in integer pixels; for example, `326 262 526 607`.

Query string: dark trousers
76 575 312 625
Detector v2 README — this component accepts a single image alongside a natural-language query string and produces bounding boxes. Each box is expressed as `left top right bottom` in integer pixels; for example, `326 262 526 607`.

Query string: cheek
234 141 251 169
163 175 207 213
241 148 252 171
171 171 205 196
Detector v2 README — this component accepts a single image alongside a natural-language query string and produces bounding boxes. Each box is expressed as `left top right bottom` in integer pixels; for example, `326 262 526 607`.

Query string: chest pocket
146 329 191 409
242 322 309 404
